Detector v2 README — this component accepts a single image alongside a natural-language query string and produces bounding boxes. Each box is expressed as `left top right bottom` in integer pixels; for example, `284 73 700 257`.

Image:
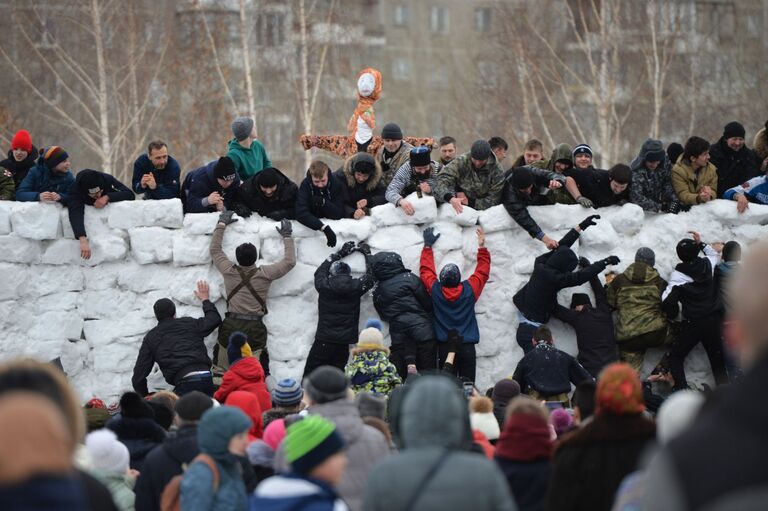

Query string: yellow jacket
671 158 718 205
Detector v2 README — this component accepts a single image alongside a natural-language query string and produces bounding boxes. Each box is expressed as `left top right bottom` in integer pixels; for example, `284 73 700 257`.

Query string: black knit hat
119 392 155 420
79 170 105 194
676 239 701 262
175 391 213 422
381 123 403 140
723 121 746 140
257 168 280 188
439 263 461 288
570 293 592 308
214 156 237 181
512 167 534 189
304 366 349 404
470 140 492 161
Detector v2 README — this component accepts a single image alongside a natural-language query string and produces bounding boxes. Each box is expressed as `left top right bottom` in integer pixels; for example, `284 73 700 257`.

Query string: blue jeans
174 374 215 397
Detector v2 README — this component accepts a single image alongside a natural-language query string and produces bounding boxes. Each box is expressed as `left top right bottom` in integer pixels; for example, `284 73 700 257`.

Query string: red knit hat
596 362 645 415
11 130 32 153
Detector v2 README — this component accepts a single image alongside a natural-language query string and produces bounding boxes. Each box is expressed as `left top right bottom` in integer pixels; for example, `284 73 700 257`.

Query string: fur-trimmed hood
754 125 768 160
342 152 383 191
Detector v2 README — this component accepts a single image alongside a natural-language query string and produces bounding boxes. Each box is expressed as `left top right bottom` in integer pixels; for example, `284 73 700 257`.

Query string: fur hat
119 391 155 420
470 396 500 441
365 318 383 331
550 408 573 437
409 146 431 167
84 430 129 475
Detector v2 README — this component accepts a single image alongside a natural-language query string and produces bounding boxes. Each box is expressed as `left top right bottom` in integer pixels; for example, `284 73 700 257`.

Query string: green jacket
345 346 402 396
606 262 668 341
91 470 135 511
0 172 14 200
434 152 505 210
532 143 575 204
226 138 272 181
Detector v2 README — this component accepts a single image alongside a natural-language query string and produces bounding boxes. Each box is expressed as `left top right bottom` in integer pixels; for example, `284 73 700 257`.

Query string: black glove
668 201 681 215
356 241 371 256
218 210 238 225
312 195 325 209
442 361 456 375
323 225 337 247
275 219 292 238
578 214 601 230
578 256 591 268
266 210 287 221
446 329 462 354
338 241 356 258
231 204 252 219
600 255 620 266
423 227 441 247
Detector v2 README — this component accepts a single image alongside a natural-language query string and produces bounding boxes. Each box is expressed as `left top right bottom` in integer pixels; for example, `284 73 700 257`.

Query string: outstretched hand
423 227 441 247
194 280 210 301
476 227 485 248
578 214 601 230
338 241 356 258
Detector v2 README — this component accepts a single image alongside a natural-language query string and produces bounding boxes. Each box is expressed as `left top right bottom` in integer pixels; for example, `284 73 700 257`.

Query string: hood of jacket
197 405 252 463
227 137 253 155
544 143 573 171
1 146 38 172
370 251 408 281
675 257 713 283
547 247 578 272
630 138 668 171
624 261 661 285
242 167 294 200
230 357 266 383
399 376 471 450
225 391 263 440
308 399 365 446
252 474 339 510
342 152 383 191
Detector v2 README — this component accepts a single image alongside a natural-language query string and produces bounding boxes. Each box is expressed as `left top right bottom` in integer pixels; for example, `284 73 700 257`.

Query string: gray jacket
363 376 516 511
385 160 441 205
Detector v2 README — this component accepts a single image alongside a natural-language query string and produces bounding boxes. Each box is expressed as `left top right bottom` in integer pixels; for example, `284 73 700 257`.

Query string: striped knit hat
271 378 303 407
572 143 593 159
285 416 345 474
42 146 69 170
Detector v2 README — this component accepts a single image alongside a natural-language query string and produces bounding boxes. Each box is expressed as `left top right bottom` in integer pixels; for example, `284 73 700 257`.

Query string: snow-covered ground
0 196 766 404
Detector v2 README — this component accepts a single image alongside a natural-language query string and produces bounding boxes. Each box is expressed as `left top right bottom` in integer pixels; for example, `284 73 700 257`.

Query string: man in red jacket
420 226 491 381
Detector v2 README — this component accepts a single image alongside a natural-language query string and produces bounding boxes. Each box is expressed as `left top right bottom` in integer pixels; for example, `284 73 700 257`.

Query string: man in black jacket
231 166 298 220
303 241 375 377
295 160 346 247
67 169 134 260
572 164 631 208
709 121 763 198
370 251 436 378
553 258 619 378
513 215 620 354
334 152 387 219
132 281 222 397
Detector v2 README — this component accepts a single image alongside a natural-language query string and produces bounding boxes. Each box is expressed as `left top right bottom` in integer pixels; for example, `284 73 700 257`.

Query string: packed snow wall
0 196 766 403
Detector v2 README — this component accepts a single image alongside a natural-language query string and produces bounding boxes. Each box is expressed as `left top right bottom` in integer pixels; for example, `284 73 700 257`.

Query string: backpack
160 453 220 511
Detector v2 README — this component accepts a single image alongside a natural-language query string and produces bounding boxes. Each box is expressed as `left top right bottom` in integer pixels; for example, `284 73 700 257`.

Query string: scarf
494 413 552 461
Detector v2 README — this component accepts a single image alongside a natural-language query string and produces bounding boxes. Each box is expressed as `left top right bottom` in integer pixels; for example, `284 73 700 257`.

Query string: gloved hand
356 241 371 256
577 196 594 208
231 204 252 219
668 201 681 215
266 210 287 221
275 219 292 238
600 255 620 266
578 256 591 268
578 214 601 230
322 225 337 247
446 329 462 354
442 361 456 375
218 210 238 225
312 195 325 209
423 227 441 247
338 241 356 258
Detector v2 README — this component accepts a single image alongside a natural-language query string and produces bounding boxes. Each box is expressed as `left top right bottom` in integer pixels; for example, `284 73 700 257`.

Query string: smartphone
463 381 474 399
544 401 564 410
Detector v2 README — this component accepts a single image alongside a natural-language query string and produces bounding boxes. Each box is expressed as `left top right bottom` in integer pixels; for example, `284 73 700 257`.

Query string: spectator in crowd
553 258 619 378
345 325 403 396
370 251 436 378
16 145 75 203
667 142 684 166
709 121 763 198
491 378 521 428
489 136 509 165
0 164 15 200
304 242 375 376
225 390 264 441
245 418 285 485
262 379 304 428
134 391 213 511
512 326 593 404
180 406 253 511
530 143 582 205
385 146 441 214
214 332 272 411
335 152 386 219
570 380 596 427
227 116 272 181
67 169 134 260
510 138 545 168
643 241 768 511
662 232 728 390
251 416 348 511
106 392 166 472
714 240 741 311
420 227 490 381
671 136 717 206
438 135 458 165
435 139 506 213
513 215 618 354
0 129 38 188
84 430 136 511
495 396 552 511
629 138 679 213
210 211 295 374
295 160 346 247
132 281 222 397
546 363 655 511
606 247 671 371
754 119 768 160
376 122 413 186
363 375 516 511
182 156 241 213
723 162 768 212
469 396 501 444
131 140 181 200
502 165 567 250
575 164 632 208
231 166 297 220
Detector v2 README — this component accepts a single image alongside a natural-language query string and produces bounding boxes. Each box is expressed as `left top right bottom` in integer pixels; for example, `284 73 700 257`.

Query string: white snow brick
438 203 480 226
478 204 515 233
0 201 14 234
371 193 438 227
79 289 138 319
172 232 211 266
83 311 156 348
42 239 82 265
28 311 84 341
108 198 183 229
85 233 128 266
91 339 141 374
0 234 42 263
605 203 644 236
368 225 422 250
10 202 61 240
324 217 374 240
129 227 174 264
268 262 316 298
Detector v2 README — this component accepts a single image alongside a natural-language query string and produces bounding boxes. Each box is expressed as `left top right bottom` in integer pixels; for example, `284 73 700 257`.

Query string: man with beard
385 146 442 215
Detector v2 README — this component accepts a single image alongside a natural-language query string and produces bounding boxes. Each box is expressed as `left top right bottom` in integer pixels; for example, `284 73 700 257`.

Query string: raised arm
261 221 297 280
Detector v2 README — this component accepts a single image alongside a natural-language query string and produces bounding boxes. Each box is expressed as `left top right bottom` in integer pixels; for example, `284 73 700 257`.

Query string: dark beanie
470 140 492 161
723 121 746 140
570 293 592 309
667 143 684 164
304 366 349 404
153 298 176 320
409 146 431 167
512 167 534 189
635 247 656 267
676 239 701 262
353 153 377 175
147 401 173 430
573 143 593 158
381 123 403 140
119 392 155 420
439 263 461 288
78 170 104 194
175 391 213 422
491 378 520 403
227 331 250 365
214 156 237 181
257 168 280 188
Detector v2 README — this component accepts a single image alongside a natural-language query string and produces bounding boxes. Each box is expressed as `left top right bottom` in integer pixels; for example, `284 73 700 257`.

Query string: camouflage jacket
376 141 414 187
606 262 668 341
345 346 402 396
434 152 505 210
630 162 676 212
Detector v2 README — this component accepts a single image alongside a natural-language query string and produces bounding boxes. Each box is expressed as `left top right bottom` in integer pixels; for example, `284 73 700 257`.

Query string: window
475 7 492 32
393 58 410 80
430 6 449 33
256 12 286 47
394 4 409 27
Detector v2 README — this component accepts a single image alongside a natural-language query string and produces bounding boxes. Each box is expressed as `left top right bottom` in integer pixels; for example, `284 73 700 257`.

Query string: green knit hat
285 416 345 474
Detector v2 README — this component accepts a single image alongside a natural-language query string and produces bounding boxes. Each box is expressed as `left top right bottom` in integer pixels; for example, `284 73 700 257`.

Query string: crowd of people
2 115 768 511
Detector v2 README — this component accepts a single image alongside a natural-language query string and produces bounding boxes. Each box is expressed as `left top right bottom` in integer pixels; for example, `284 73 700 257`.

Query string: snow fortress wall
1 195 766 403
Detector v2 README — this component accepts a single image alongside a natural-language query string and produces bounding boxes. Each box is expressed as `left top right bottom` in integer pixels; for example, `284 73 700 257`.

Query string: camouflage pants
213 315 268 377
529 390 570 407
618 325 674 373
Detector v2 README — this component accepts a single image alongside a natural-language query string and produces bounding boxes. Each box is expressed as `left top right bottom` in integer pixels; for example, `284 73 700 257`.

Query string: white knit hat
84 430 130 475
470 396 500 441
358 327 384 346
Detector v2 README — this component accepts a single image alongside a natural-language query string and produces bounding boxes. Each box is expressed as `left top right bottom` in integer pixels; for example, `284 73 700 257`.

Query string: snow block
10 202 61 240
0 201 14 234
129 227 174 264
438 203 480 226
85 233 129 266
371 193 438 226
0 234 42 263
107 199 184 229
42 239 82 265
172 232 211 266
268 262 316 298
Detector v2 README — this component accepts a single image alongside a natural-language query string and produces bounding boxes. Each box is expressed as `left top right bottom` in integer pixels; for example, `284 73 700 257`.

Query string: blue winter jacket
723 174 768 204
250 474 347 511
182 160 241 213
295 171 346 231
132 154 181 199
16 159 75 202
